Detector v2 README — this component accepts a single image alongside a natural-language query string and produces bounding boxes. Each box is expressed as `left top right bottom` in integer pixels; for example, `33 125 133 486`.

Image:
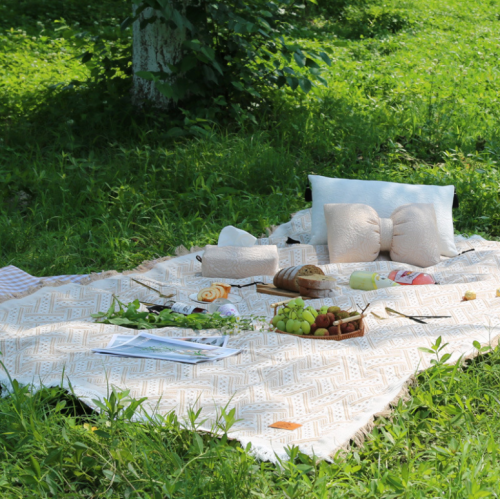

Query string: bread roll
297 275 336 290
298 286 333 298
273 265 324 292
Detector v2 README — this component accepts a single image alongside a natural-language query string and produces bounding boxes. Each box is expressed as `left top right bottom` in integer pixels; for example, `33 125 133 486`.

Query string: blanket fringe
333 374 417 457
332 329 500 458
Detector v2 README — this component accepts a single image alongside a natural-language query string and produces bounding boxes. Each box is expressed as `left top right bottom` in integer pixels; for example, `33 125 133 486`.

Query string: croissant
197 283 231 302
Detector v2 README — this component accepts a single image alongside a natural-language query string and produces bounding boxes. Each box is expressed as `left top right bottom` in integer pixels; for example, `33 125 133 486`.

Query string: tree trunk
132 4 185 110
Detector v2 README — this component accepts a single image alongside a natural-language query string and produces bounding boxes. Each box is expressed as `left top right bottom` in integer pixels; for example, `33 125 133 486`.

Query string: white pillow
308 175 458 257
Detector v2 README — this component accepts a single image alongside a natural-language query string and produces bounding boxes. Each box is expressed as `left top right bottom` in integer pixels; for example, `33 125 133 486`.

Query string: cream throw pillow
309 175 457 257
324 203 441 268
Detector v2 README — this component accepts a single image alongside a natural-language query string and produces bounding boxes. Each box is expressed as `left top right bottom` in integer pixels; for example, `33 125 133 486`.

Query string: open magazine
105 334 230 349
92 333 239 364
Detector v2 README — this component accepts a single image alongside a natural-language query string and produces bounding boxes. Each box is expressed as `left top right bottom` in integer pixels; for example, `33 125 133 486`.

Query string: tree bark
132 4 185 110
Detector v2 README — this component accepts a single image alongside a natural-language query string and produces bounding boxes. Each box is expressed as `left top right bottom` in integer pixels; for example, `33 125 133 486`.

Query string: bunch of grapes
272 300 361 336
271 298 322 335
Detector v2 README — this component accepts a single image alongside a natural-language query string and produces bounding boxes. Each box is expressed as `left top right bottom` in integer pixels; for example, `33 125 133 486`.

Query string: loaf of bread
297 274 336 290
298 286 333 298
273 265 324 292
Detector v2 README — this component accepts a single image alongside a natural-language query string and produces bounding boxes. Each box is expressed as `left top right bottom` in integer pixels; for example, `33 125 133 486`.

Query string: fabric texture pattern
308 175 457 257
0 265 90 300
324 203 441 267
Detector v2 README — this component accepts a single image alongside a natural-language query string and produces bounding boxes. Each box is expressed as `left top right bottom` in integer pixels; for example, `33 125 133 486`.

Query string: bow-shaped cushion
324 203 441 268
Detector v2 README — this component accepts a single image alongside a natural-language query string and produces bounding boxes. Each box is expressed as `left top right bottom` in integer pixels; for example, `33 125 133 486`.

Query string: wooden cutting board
256 283 300 298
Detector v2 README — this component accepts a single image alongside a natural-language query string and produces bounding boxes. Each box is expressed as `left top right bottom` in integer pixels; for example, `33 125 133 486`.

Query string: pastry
197 283 231 302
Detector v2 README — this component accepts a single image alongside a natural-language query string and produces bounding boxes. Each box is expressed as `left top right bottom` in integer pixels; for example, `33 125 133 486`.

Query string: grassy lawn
1 0 500 496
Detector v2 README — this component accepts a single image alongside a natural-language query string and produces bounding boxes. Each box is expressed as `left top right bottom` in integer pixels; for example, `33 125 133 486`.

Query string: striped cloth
0 265 89 300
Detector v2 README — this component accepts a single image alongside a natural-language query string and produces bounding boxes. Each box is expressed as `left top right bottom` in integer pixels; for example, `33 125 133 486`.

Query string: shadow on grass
0 0 128 32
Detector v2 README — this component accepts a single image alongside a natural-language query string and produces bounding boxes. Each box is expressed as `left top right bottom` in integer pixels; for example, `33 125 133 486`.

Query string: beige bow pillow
324 203 441 267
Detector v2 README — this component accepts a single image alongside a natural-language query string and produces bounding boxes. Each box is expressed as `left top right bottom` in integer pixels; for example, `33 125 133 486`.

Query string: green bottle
349 271 400 291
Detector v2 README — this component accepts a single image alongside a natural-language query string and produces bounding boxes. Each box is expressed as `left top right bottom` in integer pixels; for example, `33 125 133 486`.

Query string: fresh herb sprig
91 298 254 333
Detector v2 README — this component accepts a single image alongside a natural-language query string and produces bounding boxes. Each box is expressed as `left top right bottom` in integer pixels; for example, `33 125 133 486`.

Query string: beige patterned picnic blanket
1 220 500 462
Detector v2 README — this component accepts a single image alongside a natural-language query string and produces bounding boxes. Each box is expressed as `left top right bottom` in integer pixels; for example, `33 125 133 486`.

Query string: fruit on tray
302 310 315 324
197 283 231 302
314 328 328 336
328 325 338 336
271 298 361 336
463 290 476 301
315 314 330 328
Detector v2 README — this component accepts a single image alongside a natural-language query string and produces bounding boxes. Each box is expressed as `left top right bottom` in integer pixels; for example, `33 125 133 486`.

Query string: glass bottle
146 300 207 315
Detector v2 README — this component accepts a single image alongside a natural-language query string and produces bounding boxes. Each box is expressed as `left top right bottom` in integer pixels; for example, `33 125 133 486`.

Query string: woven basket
270 298 366 341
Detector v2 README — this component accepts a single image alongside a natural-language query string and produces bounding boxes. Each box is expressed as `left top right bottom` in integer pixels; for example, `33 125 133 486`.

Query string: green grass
2 0 500 275
2 0 500 496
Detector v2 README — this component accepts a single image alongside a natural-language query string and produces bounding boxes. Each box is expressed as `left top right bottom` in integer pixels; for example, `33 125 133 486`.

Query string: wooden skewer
331 314 364 326
270 297 304 316
270 297 302 308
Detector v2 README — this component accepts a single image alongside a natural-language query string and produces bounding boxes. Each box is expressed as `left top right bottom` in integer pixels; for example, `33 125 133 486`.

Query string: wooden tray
257 283 300 298
270 298 367 341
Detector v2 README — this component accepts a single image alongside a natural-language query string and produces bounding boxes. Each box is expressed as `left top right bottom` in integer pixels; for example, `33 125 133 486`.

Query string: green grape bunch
271 297 321 335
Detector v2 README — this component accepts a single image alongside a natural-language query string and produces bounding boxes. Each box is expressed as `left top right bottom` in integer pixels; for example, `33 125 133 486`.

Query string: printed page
93 333 238 363
104 334 229 349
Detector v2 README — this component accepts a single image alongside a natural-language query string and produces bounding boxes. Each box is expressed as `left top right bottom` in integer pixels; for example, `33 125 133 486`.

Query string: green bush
339 1 413 38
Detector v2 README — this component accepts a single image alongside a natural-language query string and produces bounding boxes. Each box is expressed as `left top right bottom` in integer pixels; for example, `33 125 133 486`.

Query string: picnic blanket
0 265 91 300
1 211 500 463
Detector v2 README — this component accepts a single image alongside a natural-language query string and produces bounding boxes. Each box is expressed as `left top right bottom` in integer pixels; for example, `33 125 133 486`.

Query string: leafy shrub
306 0 358 17
339 1 412 38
